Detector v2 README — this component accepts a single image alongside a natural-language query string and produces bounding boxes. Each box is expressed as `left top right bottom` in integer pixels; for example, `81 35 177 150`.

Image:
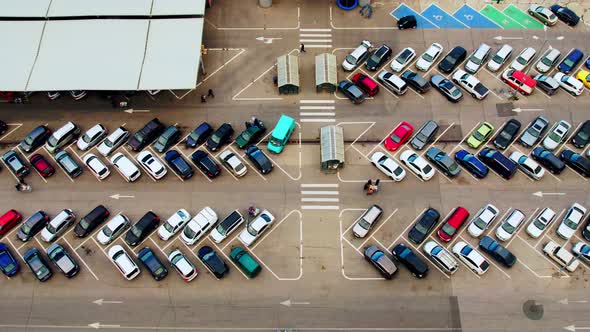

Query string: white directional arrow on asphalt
255 36 282 44
512 107 544 113
93 298 123 306
559 298 589 305
124 109 150 114
533 191 566 198
89 322 121 329
110 194 135 200
280 299 310 307
493 36 524 41
564 325 590 331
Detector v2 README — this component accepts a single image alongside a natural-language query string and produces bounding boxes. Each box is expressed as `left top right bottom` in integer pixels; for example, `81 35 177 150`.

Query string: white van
487 44 513 72
510 47 536 71
342 40 372 71
465 43 491 73
45 122 80 154
110 152 141 182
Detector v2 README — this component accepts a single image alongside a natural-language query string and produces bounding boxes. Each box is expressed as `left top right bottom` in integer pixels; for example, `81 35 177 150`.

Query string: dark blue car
197 246 229 279
478 236 516 268
558 49 584 74
586 56 590 70
138 247 168 281
454 149 488 179
164 150 193 179
549 5 580 26
0 243 19 277
186 122 213 148
23 248 52 282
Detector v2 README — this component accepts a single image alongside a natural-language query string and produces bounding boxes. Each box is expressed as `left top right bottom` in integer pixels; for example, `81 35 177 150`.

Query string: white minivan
487 44 513 72
342 40 372 71
465 43 491 73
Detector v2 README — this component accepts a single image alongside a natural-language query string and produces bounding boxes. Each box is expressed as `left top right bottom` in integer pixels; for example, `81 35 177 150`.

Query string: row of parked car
355 202 590 279
338 38 590 104
0 205 276 281
1 115 298 181
369 118 590 182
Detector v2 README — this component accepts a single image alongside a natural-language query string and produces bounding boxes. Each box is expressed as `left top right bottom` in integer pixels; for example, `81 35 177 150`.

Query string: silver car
410 121 439 151
519 116 549 148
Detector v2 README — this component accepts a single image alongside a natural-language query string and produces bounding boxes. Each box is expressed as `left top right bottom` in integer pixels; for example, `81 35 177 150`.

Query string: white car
400 150 435 181
495 209 525 242
542 120 571 151
97 127 130 157
370 151 406 181
572 242 590 263
553 72 584 96
83 153 110 180
180 207 218 246
543 241 579 272
526 208 556 239
423 241 459 274
556 203 587 240
352 205 383 238
108 245 140 280
510 47 536 71
158 209 191 241
452 241 490 275
168 249 198 282
416 43 443 71
219 150 247 178
535 48 561 73
40 209 76 242
97 214 131 245
136 150 167 180
467 204 499 238
390 47 416 72
110 152 141 182
508 151 545 180
342 40 372 71
238 209 275 247
77 124 106 151
452 69 490 100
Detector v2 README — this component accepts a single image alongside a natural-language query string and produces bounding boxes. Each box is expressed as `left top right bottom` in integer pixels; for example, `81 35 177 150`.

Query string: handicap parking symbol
433 14 443 21
464 14 473 21
503 19 509 25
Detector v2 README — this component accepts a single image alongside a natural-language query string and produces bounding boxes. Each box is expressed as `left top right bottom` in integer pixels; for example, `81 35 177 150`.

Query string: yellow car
576 70 590 88
467 122 495 149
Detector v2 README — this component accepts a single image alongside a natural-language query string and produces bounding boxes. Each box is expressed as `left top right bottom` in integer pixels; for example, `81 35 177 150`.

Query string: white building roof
0 21 45 91
152 0 207 16
47 0 153 17
0 0 51 17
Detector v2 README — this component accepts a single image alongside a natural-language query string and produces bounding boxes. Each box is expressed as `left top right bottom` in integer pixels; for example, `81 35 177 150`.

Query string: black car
186 122 214 148
191 150 221 178
493 119 521 150
206 123 234 152
138 247 168 281
74 205 110 238
408 208 440 244
365 44 392 71
197 246 229 279
245 146 273 174
391 243 429 278
401 70 430 94
531 147 565 174
0 120 7 135
571 120 590 148
17 211 50 242
125 211 160 246
153 125 181 153
127 118 165 151
437 46 467 74
479 236 516 268
560 149 590 177
550 5 580 26
397 15 417 29
338 80 366 104
47 243 79 278
165 150 194 179
429 74 463 102
235 118 266 149
23 248 52 282
20 125 52 153
583 218 590 242
425 147 461 177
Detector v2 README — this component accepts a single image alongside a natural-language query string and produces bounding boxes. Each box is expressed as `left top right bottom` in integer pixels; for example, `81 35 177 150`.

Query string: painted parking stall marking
299 28 332 49
299 100 336 123
421 4 468 29
301 183 339 210
453 4 500 29
503 5 544 30
480 4 524 29
391 4 439 29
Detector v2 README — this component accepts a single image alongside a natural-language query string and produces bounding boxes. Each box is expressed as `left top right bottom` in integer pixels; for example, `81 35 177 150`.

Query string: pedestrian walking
364 179 372 192
366 186 374 195
300 43 306 53
360 4 369 16
366 5 373 19
207 89 215 98
373 179 380 192
201 95 206 103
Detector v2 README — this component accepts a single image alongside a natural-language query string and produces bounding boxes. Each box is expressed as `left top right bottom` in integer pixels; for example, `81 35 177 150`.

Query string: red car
352 73 379 97
30 154 55 178
0 209 22 236
384 122 413 151
437 207 470 242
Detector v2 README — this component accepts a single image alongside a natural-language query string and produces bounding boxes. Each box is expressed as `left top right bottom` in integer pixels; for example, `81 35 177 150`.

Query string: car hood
239 230 256 246
77 140 90 150
96 231 110 245
157 226 173 240
40 228 54 242
558 224 575 238
209 229 224 243
496 227 511 241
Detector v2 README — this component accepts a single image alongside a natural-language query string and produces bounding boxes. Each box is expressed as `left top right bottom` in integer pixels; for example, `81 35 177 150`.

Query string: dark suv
127 118 165 151
153 125 181 153
235 119 266 149
186 122 213 148
125 211 160 246
531 147 565 174
401 69 430 93
493 119 521 150
478 148 517 179
206 123 234 152
191 150 221 178
74 205 110 238
392 243 429 278
408 208 440 244
20 125 52 153
365 44 392 71
17 211 50 242
137 247 168 281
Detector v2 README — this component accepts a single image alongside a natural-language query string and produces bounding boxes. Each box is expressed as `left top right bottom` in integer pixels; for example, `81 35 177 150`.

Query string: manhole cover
522 300 544 320
437 124 463 143
496 102 515 117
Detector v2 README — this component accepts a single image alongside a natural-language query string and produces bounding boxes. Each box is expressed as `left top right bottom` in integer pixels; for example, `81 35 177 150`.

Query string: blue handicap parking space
453 4 501 29
390 4 438 29
421 4 467 29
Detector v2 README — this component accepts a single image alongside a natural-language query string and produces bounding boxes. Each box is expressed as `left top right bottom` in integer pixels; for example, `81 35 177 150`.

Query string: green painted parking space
480 4 523 29
503 4 544 29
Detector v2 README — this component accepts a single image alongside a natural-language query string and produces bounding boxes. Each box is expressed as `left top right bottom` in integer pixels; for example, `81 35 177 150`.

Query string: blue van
267 115 296 154
478 148 517 179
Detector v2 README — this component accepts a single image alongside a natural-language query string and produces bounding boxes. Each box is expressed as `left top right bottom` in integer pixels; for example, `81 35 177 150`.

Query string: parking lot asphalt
2 1 590 331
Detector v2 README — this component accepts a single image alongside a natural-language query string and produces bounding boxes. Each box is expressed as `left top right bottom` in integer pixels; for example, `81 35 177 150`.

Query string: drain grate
496 102 515 117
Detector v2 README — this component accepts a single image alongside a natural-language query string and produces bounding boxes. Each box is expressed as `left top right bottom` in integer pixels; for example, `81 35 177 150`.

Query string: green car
235 119 266 149
230 247 261 278
467 122 495 149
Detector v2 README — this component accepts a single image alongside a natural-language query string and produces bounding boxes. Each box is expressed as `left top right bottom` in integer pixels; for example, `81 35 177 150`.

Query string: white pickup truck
543 240 579 272
452 69 490 100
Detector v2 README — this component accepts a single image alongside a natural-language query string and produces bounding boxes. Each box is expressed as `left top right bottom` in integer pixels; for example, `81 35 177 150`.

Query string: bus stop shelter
320 125 344 173
315 53 337 92
277 54 299 94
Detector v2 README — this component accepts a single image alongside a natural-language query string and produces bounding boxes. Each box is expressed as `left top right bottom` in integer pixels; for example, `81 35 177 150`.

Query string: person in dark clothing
201 95 206 103
300 43 306 53
208 89 215 98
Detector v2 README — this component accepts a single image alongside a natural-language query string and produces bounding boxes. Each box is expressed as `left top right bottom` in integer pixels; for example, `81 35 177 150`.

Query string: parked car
510 47 536 71
528 4 558 25
467 204 499 238
153 125 181 153
370 152 406 181
210 210 244 244
391 243 429 278
572 242 590 262
423 241 459 274
558 49 584 74
390 47 416 72
40 209 75 242
467 122 494 149
127 118 165 151
55 151 83 178
397 15 417 29
219 150 247 178
576 69 590 88
74 205 109 238
519 116 549 148
97 127 129 157
20 125 51 153
560 149 590 177
408 208 440 244
554 72 584 96
165 150 194 179
186 122 213 148
30 154 54 178
0 209 22 237
23 248 52 282
77 123 107 151
352 205 384 238
230 246 262 278
0 243 19 277
430 74 463 102
46 243 79 278
125 211 160 246
384 121 413 151
352 73 379 97
198 246 229 279
338 80 366 104
97 213 131 245
110 152 141 182
452 241 490 275
550 5 580 26
168 249 198 282
526 208 556 239
479 236 517 268
2 150 30 178
45 121 80 154
400 150 435 181
137 247 168 281
17 211 50 242
535 49 561 73
501 69 536 95
83 154 110 180
533 74 559 95
245 146 273 174
136 150 167 180
571 120 590 148
556 203 587 240
238 209 275 247
531 147 565 174
425 147 461 177
363 245 397 279
487 44 513 72
495 209 525 242
235 118 266 149
543 120 571 150
401 70 430 94
454 150 489 179
452 69 489 100
509 151 545 180
342 40 372 71
191 150 221 178
158 209 191 241
410 120 438 151
416 43 443 71
377 70 408 95
493 119 521 150
465 43 491 73
438 46 467 74
543 240 579 272
206 123 234 152
437 207 469 242
180 207 218 246
108 245 140 280
478 147 518 179
365 44 392 71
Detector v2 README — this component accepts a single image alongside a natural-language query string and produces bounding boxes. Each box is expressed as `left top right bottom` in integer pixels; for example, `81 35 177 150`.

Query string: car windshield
393 166 404 176
345 55 357 65
46 223 58 234
564 59 574 67
183 226 197 239
492 54 504 63
398 50 411 63
390 134 402 143
82 134 92 143
422 53 434 62
473 217 487 230
164 222 175 233
460 246 472 256
102 226 113 237
442 223 456 236
269 137 282 147
47 136 58 146
79 219 90 229
533 219 547 230
473 131 484 141
247 223 260 236
517 56 528 65
565 218 578 229
548 132 561 142
211 133 221 144
577 130 590 141
470 56 482 65
431 246 442 255
502 222 515 234
541 57 554 66
500 131 511 140
444 54 457 63
131 226 142 237
21 223 31 234
415 133 427 143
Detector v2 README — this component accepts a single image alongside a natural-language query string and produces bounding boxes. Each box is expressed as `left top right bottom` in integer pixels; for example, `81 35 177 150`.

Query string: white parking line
301 197 339 202
63 237 99 281
0 124 22 141
461 235 511 279
355 209 398 251
387 208 427 250
517 234 570 278
300 190 338 195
